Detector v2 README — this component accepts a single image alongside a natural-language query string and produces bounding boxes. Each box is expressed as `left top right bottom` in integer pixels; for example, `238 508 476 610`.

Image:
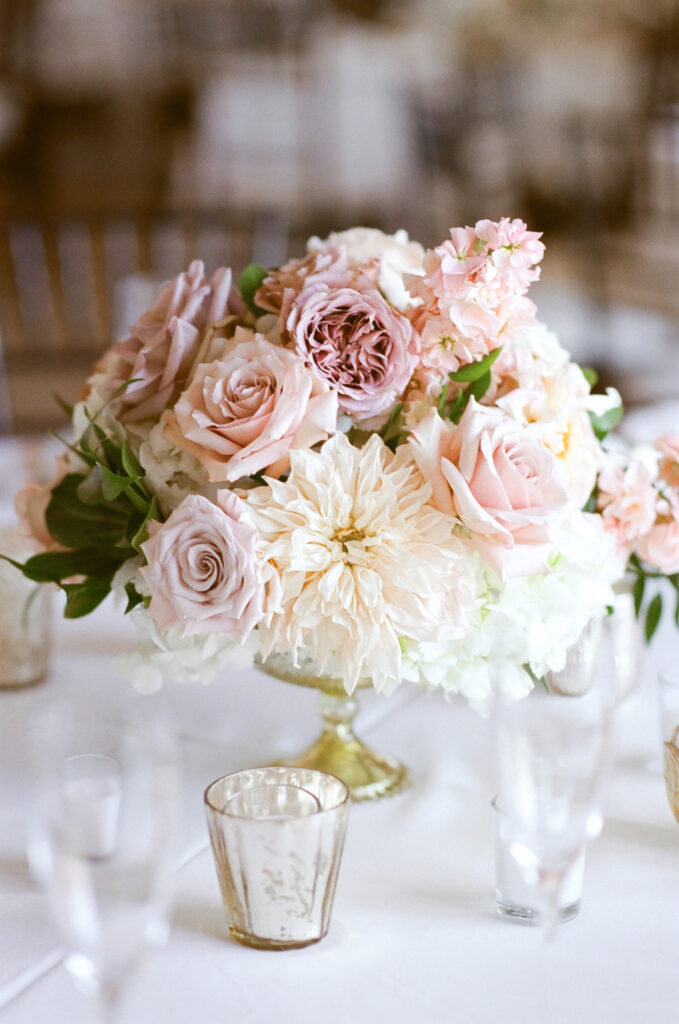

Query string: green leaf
582 366 598 388
53 392 74 418
62 576 113 618
100 465 134 502
633 573 645 616
448 347 501 383
645 593 663 642
46 474 130 550
239 263 268 317
675 589 679 628
130 495 161 552
10 547 123 585
468 369 492 402
437 383 449 416
447 389 470 424
589 404 623 441
124 582 145 614
121 441 143 479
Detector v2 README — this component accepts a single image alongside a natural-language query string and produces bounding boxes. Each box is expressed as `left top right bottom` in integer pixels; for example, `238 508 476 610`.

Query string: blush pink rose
140 490 264 641
287 284 418 420
109 260 232 423
657 433 679 488
636 518 679 574
14 455 70 552
171 330 338 482
410 402 569 579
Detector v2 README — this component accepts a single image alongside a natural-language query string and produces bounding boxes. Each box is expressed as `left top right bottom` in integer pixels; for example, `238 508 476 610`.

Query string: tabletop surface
0 413 678 1024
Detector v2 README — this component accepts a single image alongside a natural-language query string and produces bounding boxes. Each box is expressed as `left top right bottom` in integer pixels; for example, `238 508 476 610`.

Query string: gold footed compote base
258 655 410 802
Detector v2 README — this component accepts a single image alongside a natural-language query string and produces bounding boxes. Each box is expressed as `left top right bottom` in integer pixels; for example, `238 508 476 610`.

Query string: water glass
28 699 178 1017
492 796 585 924
204 766 350 950
0 525 52 688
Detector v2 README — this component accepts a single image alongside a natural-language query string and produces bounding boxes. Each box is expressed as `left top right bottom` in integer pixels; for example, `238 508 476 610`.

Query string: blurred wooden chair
0 207 294 434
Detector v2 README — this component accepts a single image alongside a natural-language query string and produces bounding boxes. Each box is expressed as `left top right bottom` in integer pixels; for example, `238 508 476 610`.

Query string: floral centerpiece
11 217 658 724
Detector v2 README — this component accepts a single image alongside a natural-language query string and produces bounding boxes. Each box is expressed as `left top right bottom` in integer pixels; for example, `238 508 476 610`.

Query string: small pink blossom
108 261 232 423
14 455 70 552
636 516 679 574
597 458 659 546
171 330 338 482
140 490 265 642
410 402 569 579
286 284 419 420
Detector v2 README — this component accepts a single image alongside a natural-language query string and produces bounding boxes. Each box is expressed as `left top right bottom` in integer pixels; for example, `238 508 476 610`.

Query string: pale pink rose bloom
636 517 679 574
597 458 658 545
110 260 232 423
422 227 489 305
411 401 570 579
140 490 264 641
287 284 418 420
171 331 338 482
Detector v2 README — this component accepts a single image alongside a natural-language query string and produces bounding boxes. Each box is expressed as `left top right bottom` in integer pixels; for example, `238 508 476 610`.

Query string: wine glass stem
540 873 563 942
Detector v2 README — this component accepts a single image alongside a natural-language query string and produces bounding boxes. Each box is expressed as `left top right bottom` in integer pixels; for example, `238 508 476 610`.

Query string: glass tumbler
0 525 52 688
204 766 350 950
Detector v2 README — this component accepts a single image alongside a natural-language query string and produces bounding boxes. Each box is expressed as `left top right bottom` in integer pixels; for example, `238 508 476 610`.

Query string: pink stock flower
140 490 265 642
170 330 338 482
597 458 659 547
475 217 545 290
286 284 418 420
410 402 570 579
108 261 232 423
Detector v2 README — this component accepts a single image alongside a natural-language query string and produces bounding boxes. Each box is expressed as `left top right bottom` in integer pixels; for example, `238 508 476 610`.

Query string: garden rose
171 330 338 482
410 401 570 579
140 490 264 641
287 284 418 420
597 457 659 547
109 261 232 423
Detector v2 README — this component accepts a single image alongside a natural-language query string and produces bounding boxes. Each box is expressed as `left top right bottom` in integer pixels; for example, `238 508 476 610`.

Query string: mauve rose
140 490 264 641
255 247 358 324
410 401 569 579
636 518 679 574
287 284 418 420
171 330 338 482
110 260 232 423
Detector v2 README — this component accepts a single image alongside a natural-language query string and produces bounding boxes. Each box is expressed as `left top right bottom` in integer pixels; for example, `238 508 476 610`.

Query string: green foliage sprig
438 348 501 424
2 414 160 618
629 553 679 643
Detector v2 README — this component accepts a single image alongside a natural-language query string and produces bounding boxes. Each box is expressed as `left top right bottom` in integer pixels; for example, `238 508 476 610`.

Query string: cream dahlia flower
244 432 480 694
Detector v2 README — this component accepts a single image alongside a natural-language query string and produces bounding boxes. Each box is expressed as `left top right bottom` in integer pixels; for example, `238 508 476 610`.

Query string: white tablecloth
0 417 678 1023
1 596 678 1023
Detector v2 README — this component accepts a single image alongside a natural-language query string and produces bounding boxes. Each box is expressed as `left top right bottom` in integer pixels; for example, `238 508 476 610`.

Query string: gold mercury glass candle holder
204 766 350 950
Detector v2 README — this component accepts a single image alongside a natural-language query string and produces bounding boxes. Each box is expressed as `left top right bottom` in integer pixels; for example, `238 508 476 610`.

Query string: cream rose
140 490 264 641
170 330 338 482
410 400 570 579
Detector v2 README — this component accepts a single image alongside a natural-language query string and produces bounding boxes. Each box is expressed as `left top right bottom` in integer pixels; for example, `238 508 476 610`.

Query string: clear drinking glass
494 684 610 939
28 699 179 1021
0 525 52 688
204 766 350 950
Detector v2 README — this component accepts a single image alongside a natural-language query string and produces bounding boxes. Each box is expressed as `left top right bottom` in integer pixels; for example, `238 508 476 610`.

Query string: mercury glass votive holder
204 766 350 950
